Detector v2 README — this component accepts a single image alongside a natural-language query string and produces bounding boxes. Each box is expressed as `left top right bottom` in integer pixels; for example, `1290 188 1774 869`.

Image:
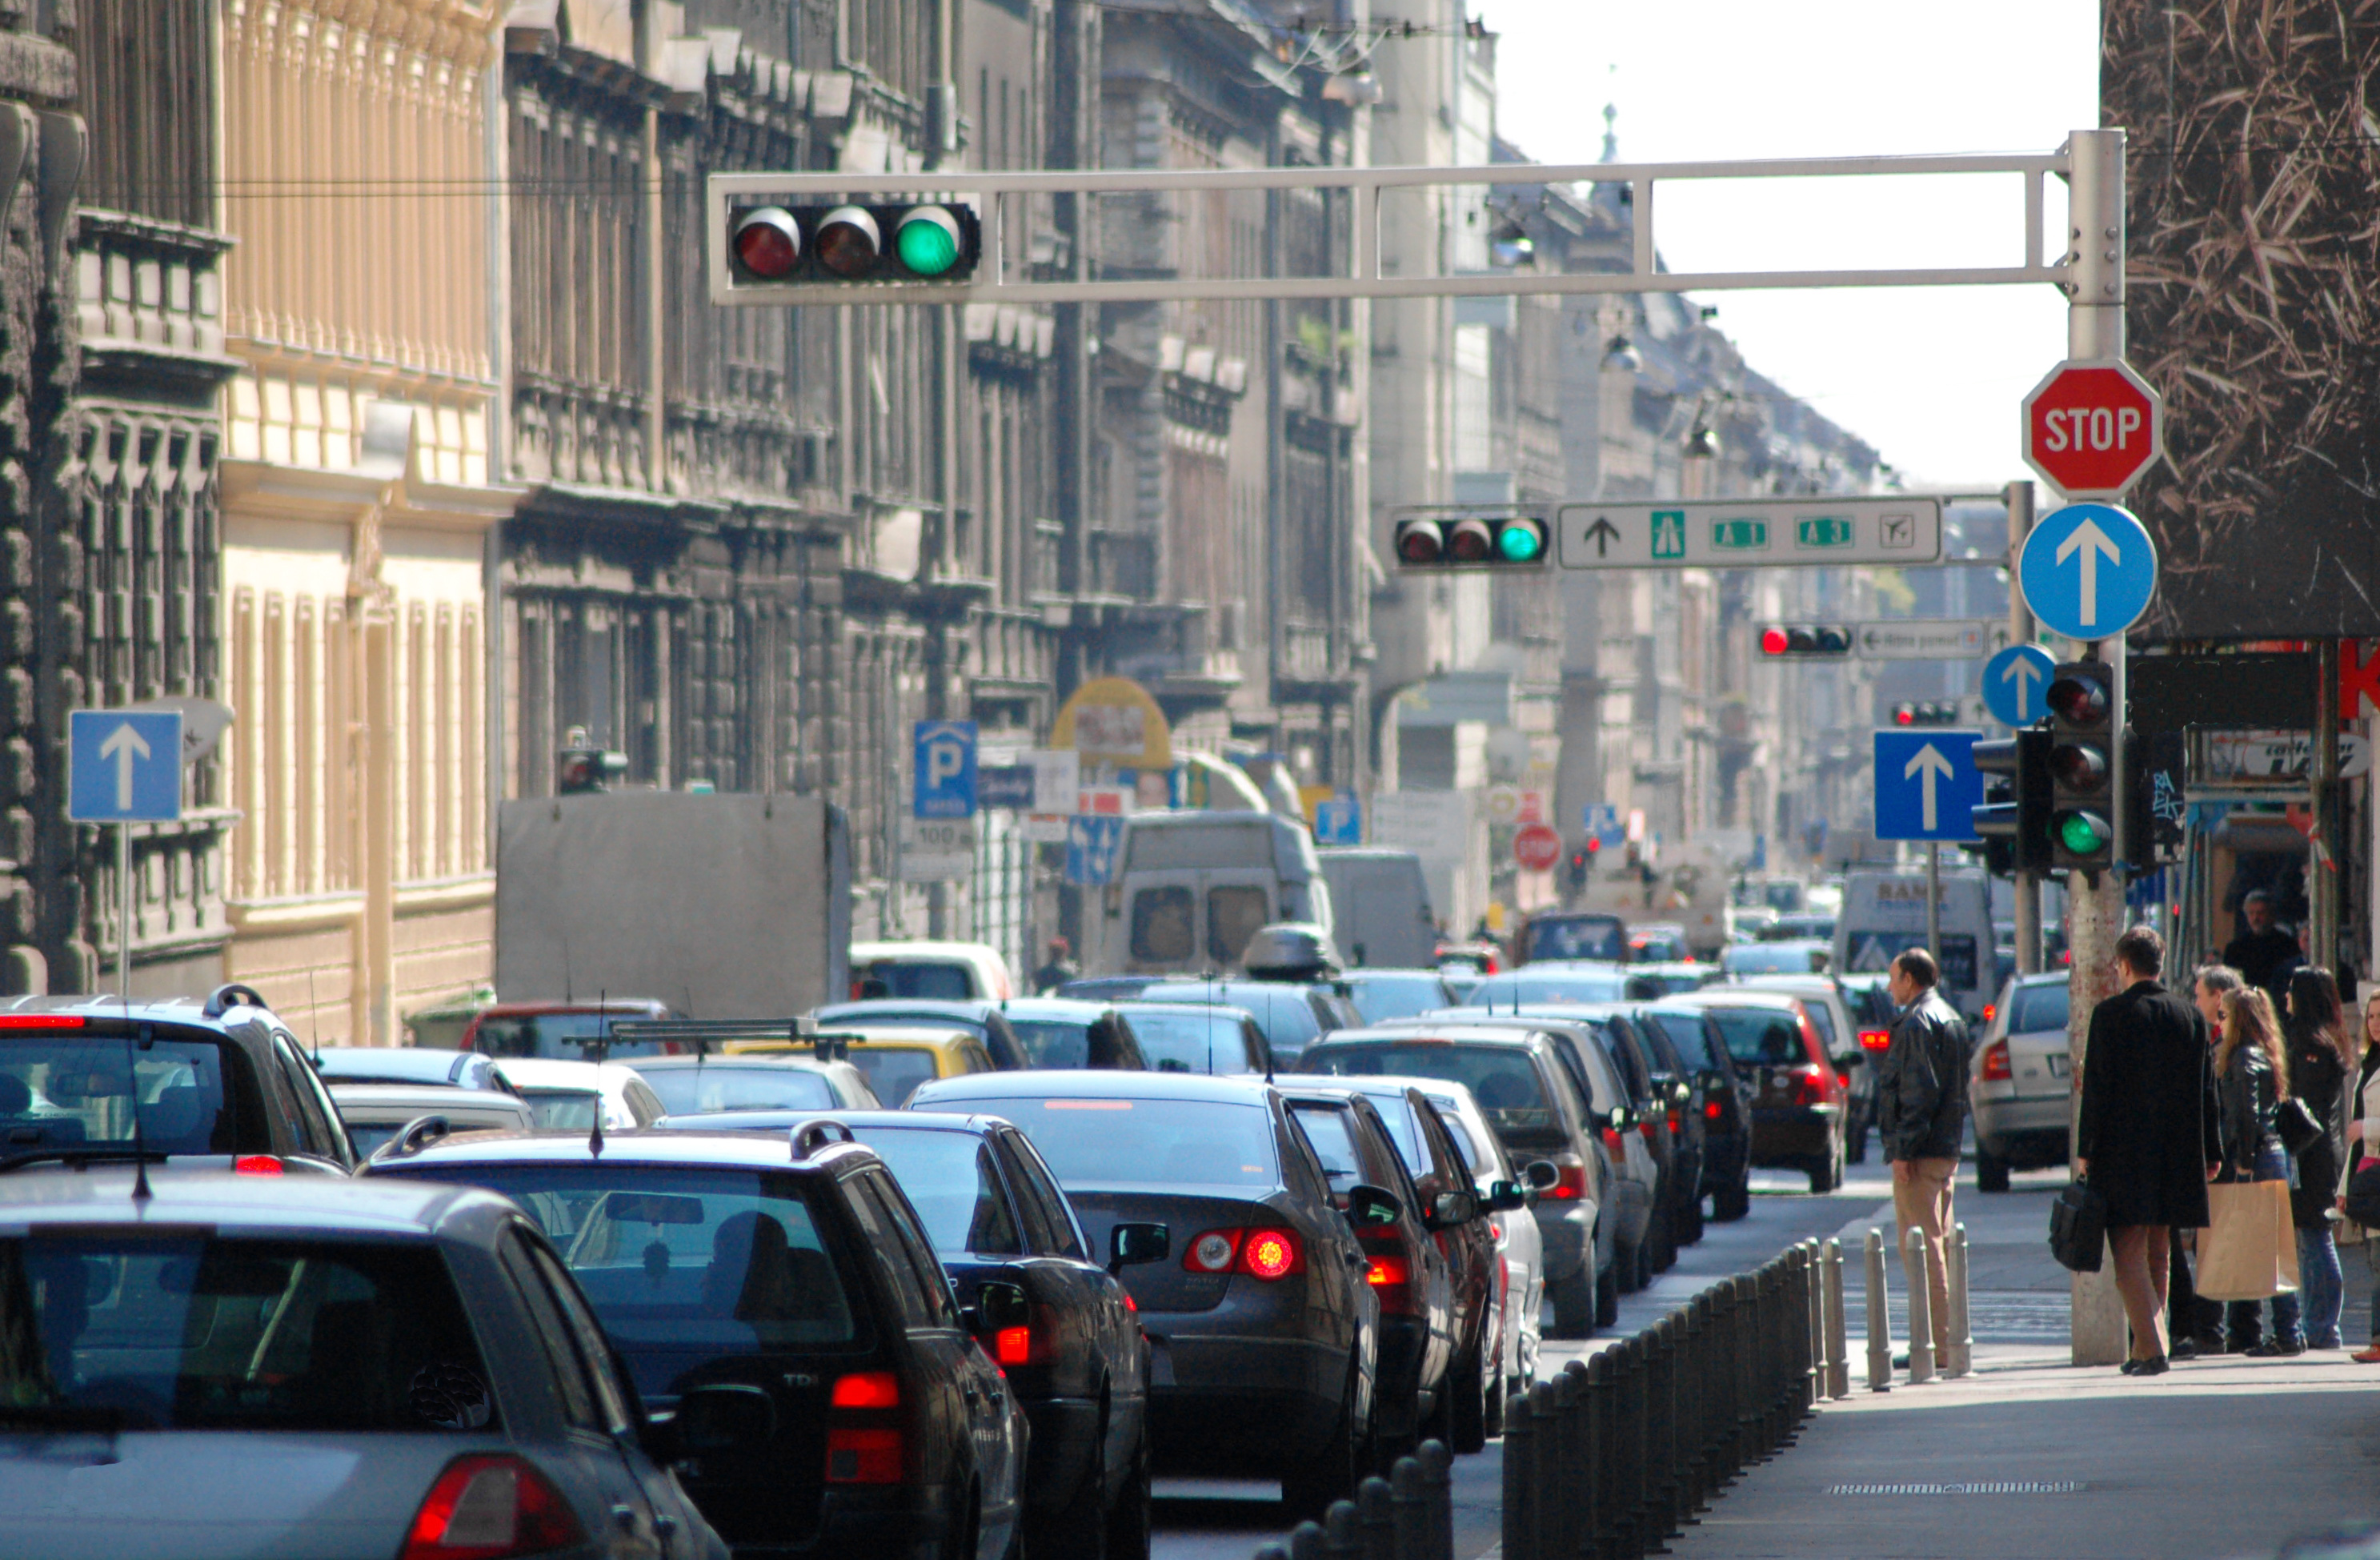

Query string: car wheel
1681 1196 1706 1245
1712 1179 1751 1222
1036 1418 1108 1560
1281 1361 1360 1519
1976 1147 2011 1193
1848 1109 1872 1165
1104 1430 1152 1560
1448 1332 1489 1456
1652 1198 1677 1273
1615 1237 1644 1294
1549 1263 1597 1339
1807 1146 1840 1195
1594 1250 1621 1329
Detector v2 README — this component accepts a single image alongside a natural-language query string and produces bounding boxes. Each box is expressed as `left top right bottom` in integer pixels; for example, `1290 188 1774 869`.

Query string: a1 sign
2021 359 2162 497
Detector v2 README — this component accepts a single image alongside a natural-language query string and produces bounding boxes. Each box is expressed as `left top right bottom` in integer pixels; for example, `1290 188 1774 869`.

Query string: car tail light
1548 1155 1589 1201
1637 1117 1659 1139
1184 1229 1244 1273
1240 1229 1300 1280
1981 1040 2013 1081
1858 1029 1891 1053
825 1426 904 1484
1982 1004 1997 1025
232 1155 284 1176
0 1014 83 1029
1790 1065 1829 1106
1601 1126 1625 1157
993 1326 1033 1367
1667 1107 1683 1136
1364 1253 1409 1288
1704 1098 1724 1121
401 1454 583 1560
829 1370 901 1410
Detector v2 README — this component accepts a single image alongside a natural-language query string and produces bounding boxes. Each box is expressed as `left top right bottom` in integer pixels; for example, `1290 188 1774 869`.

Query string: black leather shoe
2170 1337 2200 1361
2134 1356 2170 1376
2246 1339 2306 1357
2119 1358 2142 1375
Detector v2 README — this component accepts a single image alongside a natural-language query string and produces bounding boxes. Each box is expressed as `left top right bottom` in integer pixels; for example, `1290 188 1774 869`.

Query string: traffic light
1969 728 2053 875
1567 842 1593 892
558 728 628 795
728 203 982 285
2124 727 2185 871
2046 660 2116 875
1757 625 1853 659
1393 512 1550 568
1889 700 1962 727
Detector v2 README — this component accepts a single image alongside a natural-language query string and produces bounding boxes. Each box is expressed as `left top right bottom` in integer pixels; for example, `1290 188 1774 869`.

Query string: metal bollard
1863 1226 1893 1391
1498 1382 1534 1560
1902 1226 1936 1384
1527 1381 1561 1560
1288 1522 1328 1560
1557 1360 1589 1560
1321 1499 1364 1560
1945 1221 1974 1378
1389 1453 1428 1560
1358 1476 1397 1560
1585 1349 1613 1560
1824 1237 1852 1398
1655 1313 1684 1539
1804 1238 1827 1414
1685 1290 1714 1511
1416 1441 1454 1560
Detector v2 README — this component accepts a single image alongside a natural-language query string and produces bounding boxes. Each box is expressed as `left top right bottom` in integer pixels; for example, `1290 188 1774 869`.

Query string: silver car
1972 973 2073 1191
0 1168 723 1560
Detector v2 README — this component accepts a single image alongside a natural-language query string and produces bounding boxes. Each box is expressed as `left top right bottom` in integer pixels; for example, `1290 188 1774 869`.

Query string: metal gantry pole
116 824 131 999
2006 479 2042 973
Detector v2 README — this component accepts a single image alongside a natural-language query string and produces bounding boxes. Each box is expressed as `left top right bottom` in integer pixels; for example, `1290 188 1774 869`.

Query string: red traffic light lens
815 205 882 277
1395 521 1443 563
1761 628 1789 656
731 207 802 279
1447 519 1493 562
2047 674 2109 724
2050 742 2108 790
1893 704 1914 725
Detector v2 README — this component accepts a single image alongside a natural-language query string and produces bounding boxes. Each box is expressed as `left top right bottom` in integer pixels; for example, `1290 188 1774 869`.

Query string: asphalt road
1150 1162 1906 1560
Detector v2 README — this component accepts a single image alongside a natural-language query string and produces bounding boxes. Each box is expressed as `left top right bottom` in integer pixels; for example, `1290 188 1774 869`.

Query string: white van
1317 848 1436 968
1832 868 1996 1023
1091 811 1334 977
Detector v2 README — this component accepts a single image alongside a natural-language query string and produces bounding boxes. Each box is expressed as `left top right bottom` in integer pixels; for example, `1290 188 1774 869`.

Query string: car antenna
563 938 573 1005
596 989 609 1064
306 966 322 1063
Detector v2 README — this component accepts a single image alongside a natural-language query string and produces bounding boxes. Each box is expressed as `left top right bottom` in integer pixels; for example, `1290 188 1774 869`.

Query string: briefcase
2049 1178 2107 1273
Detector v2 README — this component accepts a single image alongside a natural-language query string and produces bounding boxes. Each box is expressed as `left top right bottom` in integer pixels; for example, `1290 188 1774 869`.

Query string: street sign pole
116 824 130 1001
1926 841 1941 964
2007 481 2042 977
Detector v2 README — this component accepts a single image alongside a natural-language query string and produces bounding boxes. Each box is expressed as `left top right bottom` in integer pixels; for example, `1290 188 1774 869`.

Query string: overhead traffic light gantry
2045 660 2116 874
728 203 981 287
1392 512 1550 568
1757 625 1853 659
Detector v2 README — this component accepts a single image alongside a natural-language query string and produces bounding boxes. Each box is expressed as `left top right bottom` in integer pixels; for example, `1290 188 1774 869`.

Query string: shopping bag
2196 1179 2300 1301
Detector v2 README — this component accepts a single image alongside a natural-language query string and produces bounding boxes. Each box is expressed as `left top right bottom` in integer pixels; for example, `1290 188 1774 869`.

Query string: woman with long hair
2284 968 2354 1348
2217 987 2302 1354
2344 991 2380 1362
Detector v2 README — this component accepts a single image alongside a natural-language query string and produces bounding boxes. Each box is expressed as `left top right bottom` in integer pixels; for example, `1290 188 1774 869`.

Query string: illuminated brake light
826 1426 904 1484
1241 1229 1299 1280
1981 1040 2013 1082
1858 1029 1891 1053
1982 1005 1997 1025
1549 1157 1589 1200
1704 1099 1724 1121
233 1155 284 1176
994 1325 1033 1367
0 1014 85 1029
829 1370 901 1410
400 1454 583 1560
1791 1065 1829 1106
1365 1253 1409 1287
1637 1118 1658 1139
1601 1127 1625 1157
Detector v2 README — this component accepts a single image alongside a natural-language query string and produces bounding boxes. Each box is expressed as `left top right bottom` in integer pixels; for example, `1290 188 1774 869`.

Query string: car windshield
0 1234 496 1432
1701 1008 1809 1068
1008 1020 1096 1069
847 1128 1023 1256
1125 1011 1256 1074
855 962 973 1001
641 1065 835 1117
0 1035 243 1158
1456 968 1629 1008
984 1097 1279 1188
847 1049 940 1107
518 1088 602 1129
1344 974 1452 1023
398 1165 858 1383
2010 982 2070 1035
1528 918 1626 960
1641 1010 1727 1073
1301 1044 1557 1139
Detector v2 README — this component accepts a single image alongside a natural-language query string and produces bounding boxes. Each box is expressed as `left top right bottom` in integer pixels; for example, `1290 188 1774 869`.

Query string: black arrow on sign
1584 517 1620 558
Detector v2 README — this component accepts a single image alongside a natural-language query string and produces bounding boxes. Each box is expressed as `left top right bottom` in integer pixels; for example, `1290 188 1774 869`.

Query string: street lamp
1600 334 1642 373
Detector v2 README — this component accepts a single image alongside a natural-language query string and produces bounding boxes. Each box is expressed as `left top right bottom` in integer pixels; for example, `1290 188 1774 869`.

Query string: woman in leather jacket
2217 988 2303 1353
2284 968 2354 1349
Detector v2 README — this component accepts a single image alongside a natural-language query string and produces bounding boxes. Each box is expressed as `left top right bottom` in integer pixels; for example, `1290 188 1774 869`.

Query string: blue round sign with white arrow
1981 643 2056 727
2017 502 2158 641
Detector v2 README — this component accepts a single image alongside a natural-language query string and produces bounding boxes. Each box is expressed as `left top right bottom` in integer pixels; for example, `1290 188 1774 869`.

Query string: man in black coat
2223 891 2302 1001
1878 948 1969 1366
2076 925 2223 1374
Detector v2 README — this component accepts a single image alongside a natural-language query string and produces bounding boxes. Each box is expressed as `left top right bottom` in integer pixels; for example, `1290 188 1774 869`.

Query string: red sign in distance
2021 359 2162 496
1513 822 1563 873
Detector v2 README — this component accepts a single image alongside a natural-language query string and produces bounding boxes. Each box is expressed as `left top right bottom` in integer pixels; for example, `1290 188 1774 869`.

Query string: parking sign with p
912 720 979 819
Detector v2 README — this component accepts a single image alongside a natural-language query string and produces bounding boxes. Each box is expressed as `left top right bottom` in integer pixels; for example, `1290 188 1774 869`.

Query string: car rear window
1641 1011 1726 1073
1701 1009 1809 1068
849 1128 1023 1256
641 1065 836 1117
1301 1044 1557 1137
1126 1011 1256 1074
848 1048 940 1107
1527 917 1626 960
471 1013 673 1061
0 1234 496 1432
1458 969 1629 1009
989 1097 1279 1188
1344 974 1454 1024
1008 1020 1097 1069
1141 986 1323 1060
518 1088 602 1129
1288 1102 1366 1186
0 1034 246 1157
855 961 974 1001
2009 983 2070 1035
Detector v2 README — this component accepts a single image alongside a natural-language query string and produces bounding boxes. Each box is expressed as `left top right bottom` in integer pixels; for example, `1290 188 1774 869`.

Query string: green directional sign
1555 498 1944 571
1650 510 1687 560
1797 515 1856 549
1712 518 1769 551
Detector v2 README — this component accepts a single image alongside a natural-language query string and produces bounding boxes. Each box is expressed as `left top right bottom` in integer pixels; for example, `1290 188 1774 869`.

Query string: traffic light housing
1567 844 1591 892
1889 700 1962 728
729 202 982 285
2046 660 2116 875
1757 625 1853 659
1393 511 1550 568
558 729 628 795
2125 726 2185 871
1969 728 2053 875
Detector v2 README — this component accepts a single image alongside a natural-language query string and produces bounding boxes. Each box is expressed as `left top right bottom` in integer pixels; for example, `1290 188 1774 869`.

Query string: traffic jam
0 896 1869 1560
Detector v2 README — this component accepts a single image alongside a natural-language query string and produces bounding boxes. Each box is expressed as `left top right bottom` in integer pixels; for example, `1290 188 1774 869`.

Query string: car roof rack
791 1119 855 1161
610 1017 858 1063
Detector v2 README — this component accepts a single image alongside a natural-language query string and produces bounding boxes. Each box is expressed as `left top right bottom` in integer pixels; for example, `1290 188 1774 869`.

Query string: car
1338 969 1460 1025
490 1056 667 1131
1052 976 1164 1003
0 986 358 1174
1394 1077 1547 1409
1623 962 1721 998
849 938 1017 1001
812 999 1031 1069
1729 973 1875 1161
1633 1002 1757 1222
1113 1002 1272 1075
1127 979 1357 1067
328 1082 535 1157
1452 962 1633 1010
1628 925 1693 964
1720 939 1831 977
312 1044 508 1092
628 1053 883 1116
0 1167 725 1560
1512 912 1627 964
906 1069 1380 1518
1575 1005 1709 1251
1284 1078 1508 1455
369 1122 1028 1560
1758 912 1837 943
463 997 679 1060
734 1025 1000 1107
1972 972 2072 1191
996 997 1152 1070
1668 989 1851 1193
1296 1025 1616 1338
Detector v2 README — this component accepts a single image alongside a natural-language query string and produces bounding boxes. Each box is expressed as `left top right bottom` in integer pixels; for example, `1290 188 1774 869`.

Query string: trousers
1893 1156 1958 1356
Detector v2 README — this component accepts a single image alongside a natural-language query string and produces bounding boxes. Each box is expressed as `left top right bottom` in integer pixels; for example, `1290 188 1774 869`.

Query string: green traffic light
896 210 960 276
2057 811 2110 855
1496 521 1545 562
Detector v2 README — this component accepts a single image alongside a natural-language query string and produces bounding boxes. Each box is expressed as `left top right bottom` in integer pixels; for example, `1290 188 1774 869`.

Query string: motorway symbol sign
1873 729 1983 842
2022 359 2163 496
1557 498 1941 571
1513 822 1563 872
1982 644 2057 727
1313 796 1361 845
912 720 979 819
69 709 182 824
2017 502 2158 640
1854 620 2006 661
1065 814 1126 885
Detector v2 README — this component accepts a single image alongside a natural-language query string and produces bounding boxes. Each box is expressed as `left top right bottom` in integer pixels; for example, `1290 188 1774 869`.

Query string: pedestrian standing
2075 925 2222 1375
2224 889 2304 1002
2164 963 2245 1355
1032 936 1080 995
2215 986 2304 1355
2284 967 2354 1349
2342 991 2380 1363
1877 947 1968 1366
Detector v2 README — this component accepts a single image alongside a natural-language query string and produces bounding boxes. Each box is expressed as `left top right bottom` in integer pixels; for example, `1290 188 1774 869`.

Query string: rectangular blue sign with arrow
1873 729 1982 842
69 709 183 824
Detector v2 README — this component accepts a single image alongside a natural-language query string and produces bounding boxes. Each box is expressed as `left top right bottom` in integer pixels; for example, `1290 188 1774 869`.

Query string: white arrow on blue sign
912 720 979 819
69 709 184 824
1873 730 1983 842
2017 502 2158 641
1981 643 2057 728
1065 814 1126 884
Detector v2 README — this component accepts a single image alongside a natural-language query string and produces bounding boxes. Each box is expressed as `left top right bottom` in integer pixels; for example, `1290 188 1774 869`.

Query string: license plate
2045 1053 2069 1077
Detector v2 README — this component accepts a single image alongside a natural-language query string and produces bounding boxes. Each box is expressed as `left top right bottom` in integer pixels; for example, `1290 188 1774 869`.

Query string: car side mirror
1833 1050 1863 1071
1345 1183 1402 1228
1608 1106 1632 1133
637 1413 684 1467
1427 1189 1481 1229
1523 1159 1561 1191
1108 1221 1170 1273
1670 1079 1693 1105
968 1279 1032 1334
1488 1179 1529 1212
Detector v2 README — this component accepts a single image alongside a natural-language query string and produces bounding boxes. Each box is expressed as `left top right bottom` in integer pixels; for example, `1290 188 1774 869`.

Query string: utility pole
2061 127 2130 1370
2006 479 2040 973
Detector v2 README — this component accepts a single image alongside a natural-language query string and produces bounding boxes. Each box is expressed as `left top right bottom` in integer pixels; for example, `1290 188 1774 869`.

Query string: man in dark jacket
1878 947 1969 1365
2222 891 2301 1001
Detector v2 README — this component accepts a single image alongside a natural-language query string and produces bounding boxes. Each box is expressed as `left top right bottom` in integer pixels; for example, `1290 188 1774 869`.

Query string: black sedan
909 1070 1380 1518
997 997 1152 1069
1122 979 1360 1066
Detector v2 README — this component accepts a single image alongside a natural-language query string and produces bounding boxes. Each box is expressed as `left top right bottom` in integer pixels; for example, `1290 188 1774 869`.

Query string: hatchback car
1513 912 1627 964
1127 980 1358 1067
371 1125 1028 1560
1575 1005 1708 1250
1730 973 1873 1161
1670 989 1851 1192
328 1082 535 1158
1338 970 1460 1025
1391 1077 1545 1410
997 997 1152 1070
848 940 1016 1001
628 1054 883 1116
1112 1003 1272 1076
1973 972 2072 1191
312 1044 508 1092
907 1070 1379 1518
0 1168 724 1560
491 1057 667 1132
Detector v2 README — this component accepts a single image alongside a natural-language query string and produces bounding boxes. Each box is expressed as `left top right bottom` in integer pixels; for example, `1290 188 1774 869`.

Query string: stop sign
2021 359 2162 496
1513 823 1562 873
